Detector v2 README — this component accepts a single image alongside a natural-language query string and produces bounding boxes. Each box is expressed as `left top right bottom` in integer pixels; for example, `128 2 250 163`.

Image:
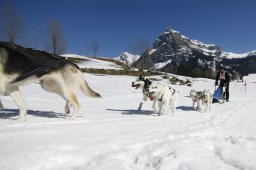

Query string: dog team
1 42 214 120
132 75 213 116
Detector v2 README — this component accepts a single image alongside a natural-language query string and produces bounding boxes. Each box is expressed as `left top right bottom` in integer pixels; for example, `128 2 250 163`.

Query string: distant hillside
62 54 161 76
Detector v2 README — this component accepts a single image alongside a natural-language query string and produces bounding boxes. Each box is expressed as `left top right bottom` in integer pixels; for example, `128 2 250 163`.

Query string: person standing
215 66 230 102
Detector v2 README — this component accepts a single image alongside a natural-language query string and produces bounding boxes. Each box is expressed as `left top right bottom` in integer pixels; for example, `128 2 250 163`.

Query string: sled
212 86 226 103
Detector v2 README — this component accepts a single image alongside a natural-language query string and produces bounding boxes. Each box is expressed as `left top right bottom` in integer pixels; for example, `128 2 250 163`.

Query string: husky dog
148 82 179 116
189 89 204 111
0 41 101 120
189 89 212 112
202 89 212 112
131 75 152 110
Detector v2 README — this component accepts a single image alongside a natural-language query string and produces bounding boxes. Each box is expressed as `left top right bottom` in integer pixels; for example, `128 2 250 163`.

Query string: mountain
114 52 140 66
132 27 256 78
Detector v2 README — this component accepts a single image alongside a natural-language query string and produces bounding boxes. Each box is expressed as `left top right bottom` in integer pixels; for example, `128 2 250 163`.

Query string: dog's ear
145 79 152 85
139 75 144 80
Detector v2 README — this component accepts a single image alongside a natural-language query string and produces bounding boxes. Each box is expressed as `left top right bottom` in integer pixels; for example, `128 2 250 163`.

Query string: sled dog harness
158 87 176 102
142 79 152 95
0 42 70 84
12 57 68 83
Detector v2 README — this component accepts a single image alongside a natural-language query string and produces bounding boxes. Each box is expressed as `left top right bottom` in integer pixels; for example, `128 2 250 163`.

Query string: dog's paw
0 103 3 110
16 116 26 121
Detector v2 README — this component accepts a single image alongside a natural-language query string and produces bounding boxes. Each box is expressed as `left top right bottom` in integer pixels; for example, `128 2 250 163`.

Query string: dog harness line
158 88 176 102
12 57 68 83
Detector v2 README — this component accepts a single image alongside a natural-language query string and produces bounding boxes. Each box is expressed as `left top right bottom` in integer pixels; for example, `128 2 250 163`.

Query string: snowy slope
221 50 256 59
0 73 256 170
62 54 124 70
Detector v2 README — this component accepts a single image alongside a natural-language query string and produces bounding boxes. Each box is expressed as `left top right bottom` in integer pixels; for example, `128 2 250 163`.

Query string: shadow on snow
0 109 66 119
107 106 195 116
107 109 153 115
176 106 195 111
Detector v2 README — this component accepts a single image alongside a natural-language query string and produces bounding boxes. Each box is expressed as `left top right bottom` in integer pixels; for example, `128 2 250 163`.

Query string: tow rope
12 57 67 83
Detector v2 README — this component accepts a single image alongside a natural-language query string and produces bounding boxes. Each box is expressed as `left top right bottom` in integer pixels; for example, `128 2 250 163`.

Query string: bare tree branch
0 3 25 43
128 38 151 55
45 20 67 55
91 41 99 57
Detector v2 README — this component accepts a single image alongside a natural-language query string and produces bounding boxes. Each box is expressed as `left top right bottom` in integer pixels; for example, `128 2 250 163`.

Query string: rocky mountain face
132 27 256 79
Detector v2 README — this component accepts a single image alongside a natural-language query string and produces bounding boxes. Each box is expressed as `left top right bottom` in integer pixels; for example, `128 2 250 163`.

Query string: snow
1 71 256 170
221 50 256 59
148 49 157 55
114 52 140 66
61 54 88 59
62 54 124 70
153 60 172 69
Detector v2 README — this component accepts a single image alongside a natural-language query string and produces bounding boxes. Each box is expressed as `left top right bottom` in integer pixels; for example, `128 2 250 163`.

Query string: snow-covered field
1 73 256 170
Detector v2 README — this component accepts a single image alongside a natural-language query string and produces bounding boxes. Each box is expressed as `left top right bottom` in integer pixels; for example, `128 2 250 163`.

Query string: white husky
148 82 179 116
202 89 212 112
0 42 101 120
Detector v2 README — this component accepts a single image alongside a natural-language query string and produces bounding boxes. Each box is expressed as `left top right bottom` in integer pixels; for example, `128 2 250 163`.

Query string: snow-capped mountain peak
133 26 256 77
115 52 140 66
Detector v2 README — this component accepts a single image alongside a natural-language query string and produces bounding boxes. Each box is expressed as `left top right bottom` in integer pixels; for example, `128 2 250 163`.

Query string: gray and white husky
0 42 101 120
189 89 212 112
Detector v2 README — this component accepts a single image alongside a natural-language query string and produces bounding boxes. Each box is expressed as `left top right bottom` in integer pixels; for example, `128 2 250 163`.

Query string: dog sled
212 86 226 103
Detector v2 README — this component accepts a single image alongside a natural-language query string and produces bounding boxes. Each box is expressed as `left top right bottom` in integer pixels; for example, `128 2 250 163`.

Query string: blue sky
1 0 256 57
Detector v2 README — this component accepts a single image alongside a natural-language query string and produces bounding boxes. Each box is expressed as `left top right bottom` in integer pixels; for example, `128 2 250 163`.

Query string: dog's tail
78 71 101 98
80 79 101 98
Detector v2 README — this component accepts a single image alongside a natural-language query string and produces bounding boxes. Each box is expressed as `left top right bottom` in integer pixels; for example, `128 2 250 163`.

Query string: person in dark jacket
215 66 230 102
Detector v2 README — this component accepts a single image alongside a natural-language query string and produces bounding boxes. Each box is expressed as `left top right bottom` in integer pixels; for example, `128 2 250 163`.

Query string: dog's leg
207 97 212 112
196 100 200 111
152 100 160 115
159 102 167 116
139 94 148 110
0 99 3 110
202 100 206 112
209 97 212 111
171 94 178 116
204 102 207 112
65 102 71 115
65 92 80 119
192 101 196 110
170 100 175 116
9 90 27 120
138 102 143 110
157 101 162 116
152 98 157 111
